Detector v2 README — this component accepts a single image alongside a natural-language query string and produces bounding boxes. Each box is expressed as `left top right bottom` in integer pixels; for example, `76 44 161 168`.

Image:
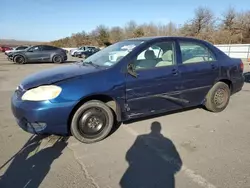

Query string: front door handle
211 64 216 70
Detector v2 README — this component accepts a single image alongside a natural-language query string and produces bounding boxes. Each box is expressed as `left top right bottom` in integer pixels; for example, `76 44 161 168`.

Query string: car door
80 46 86 53
177 40 220 106
125 40 184 118
25 46 43 62
40 45 55 61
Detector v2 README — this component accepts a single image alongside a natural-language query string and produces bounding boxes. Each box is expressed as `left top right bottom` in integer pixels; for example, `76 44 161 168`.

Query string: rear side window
42 46 57 51
179 42 216 64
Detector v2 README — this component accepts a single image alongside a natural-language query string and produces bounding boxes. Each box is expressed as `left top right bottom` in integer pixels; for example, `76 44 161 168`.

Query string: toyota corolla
11 36 244 143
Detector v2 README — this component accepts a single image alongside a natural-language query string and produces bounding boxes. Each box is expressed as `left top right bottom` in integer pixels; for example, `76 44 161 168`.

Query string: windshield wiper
83 61 100 68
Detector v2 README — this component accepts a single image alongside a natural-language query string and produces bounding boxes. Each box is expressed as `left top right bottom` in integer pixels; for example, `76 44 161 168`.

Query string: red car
0 46 12 52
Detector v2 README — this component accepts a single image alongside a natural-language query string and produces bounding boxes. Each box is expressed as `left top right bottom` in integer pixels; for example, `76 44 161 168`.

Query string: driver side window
133 41 175 70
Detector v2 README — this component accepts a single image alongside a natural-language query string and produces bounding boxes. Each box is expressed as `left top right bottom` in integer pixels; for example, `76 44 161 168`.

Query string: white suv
70 46 98 57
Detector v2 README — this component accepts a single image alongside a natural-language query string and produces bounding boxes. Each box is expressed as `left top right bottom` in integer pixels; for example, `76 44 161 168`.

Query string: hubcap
214 88 228 108
16 57 24 64
87 116 103 131
54 56 61 63
78 108 108 138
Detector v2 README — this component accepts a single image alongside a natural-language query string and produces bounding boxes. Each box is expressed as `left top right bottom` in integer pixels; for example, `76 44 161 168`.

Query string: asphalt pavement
0 53 250 188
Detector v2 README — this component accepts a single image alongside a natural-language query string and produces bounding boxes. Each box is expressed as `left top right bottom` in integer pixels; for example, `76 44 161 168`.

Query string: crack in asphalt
67 145 100 188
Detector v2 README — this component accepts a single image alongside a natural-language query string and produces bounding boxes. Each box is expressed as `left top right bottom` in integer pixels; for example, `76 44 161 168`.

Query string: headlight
21 85 62 101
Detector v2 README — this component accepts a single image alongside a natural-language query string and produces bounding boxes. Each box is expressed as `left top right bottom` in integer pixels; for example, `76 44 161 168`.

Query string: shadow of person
120 122 182 188
0 135 68 188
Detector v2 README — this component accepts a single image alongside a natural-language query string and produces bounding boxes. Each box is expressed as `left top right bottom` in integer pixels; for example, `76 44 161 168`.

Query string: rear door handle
172 69 179 75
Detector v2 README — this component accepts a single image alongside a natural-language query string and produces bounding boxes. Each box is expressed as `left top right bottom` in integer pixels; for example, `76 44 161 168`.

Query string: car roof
125 36 209 43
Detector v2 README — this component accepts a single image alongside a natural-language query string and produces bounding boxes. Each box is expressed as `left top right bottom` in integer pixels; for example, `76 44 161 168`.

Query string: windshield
83 40 143 67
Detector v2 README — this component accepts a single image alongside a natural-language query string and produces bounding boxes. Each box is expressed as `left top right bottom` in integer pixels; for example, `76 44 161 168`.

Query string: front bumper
64 55 68 61
7 56 13 61
11 92 77 135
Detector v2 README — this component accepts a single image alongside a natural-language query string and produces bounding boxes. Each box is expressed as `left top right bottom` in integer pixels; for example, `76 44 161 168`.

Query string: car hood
20 62 102 90
5 50 14 53
8 50 27 55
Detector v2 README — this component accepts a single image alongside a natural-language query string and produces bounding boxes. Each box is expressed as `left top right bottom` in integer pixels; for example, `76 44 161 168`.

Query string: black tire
70 100 114 143
204 82 230 112
14 55 25 64
73 52 77 57
52 55 63 63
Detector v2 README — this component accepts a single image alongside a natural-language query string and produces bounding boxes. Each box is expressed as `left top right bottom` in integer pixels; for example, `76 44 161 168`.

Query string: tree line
50 7 250 47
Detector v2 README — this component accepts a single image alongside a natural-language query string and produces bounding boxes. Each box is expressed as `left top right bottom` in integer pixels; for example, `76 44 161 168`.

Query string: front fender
13 53 27 62
50 69 126 120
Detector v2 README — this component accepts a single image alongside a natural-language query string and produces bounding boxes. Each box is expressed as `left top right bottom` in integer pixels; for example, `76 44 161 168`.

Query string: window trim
132 40 177 72
179 41 217 65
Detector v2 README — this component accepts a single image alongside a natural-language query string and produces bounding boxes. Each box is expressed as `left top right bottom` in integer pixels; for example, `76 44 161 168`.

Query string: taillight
240 61 244 71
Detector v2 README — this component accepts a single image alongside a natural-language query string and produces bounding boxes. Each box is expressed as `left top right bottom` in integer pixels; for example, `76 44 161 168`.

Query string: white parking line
123 125 217 188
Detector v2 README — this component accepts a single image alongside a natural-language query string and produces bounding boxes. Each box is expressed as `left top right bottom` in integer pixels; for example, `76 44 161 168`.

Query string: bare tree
91 25 110 46
109 27 124 43
236 11 250 43
124 20 138 38
50 7 250 47
141 22 158 36
219 7 241 44
133 27 144 37
222 7 237 30
179 6 216 41
166 22 178 36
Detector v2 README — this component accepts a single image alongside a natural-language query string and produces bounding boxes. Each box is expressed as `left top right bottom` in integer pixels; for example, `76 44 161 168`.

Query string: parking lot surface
0 53 250 188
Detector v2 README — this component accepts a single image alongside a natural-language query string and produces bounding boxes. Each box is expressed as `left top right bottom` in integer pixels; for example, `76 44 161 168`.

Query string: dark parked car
11 36 244 143
7 45 67 64
75 48 100 58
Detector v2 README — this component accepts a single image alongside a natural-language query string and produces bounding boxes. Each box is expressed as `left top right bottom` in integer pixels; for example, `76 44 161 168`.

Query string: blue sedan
11 36 245 143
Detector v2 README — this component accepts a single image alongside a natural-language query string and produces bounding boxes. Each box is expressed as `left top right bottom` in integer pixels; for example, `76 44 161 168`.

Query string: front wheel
52 55 63 63
70 100 114 143
204 82 230 112
14 55 25 64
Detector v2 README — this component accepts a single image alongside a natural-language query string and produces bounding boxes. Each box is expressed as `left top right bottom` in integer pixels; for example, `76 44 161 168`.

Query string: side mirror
28 50 33 52
127 63 137 77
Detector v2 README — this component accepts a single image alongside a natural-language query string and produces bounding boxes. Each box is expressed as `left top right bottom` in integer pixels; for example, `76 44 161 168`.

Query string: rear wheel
204 82 230 112
14 55 25 64
52 55 63 63
70 100 114 143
